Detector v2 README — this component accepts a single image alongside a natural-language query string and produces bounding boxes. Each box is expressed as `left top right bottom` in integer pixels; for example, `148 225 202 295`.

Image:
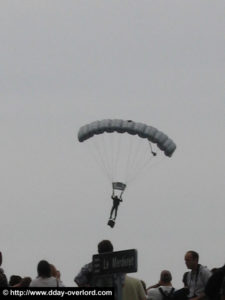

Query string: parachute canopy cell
78 119 176 157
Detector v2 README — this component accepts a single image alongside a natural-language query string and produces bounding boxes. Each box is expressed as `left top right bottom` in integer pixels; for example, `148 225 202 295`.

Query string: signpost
93 249 137 275
92 249 137 300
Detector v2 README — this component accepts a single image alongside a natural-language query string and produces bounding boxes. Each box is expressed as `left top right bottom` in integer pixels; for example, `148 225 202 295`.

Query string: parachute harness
112 182 126 199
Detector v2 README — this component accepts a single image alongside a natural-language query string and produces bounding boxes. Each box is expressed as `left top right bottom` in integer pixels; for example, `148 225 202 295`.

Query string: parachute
78 119 176 156
78 119 176 196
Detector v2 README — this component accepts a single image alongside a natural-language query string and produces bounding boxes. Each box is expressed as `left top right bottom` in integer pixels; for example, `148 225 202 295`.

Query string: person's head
37 260 51 278
98 240 113 254
9 275 22 286
185 251 199 270
160 270 172 284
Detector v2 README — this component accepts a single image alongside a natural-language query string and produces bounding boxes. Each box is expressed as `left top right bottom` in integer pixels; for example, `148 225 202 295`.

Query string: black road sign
92 249 137 275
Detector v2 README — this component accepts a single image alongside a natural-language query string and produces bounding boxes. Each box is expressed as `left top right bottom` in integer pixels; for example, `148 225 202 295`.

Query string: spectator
123 275 146 300
147 270 175 300
30 260 64 287
221 276 225 300
184 250 211 299
0 268 8 287
50 264 58 278
211 268 219 274
9 275 22 287
74 239 125 300
0 252 8 287
205 264 225 300
50 264 65 287
74 240 115 287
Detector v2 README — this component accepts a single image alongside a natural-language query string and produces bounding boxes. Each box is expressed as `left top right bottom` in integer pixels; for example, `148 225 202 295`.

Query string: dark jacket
205 265 225 300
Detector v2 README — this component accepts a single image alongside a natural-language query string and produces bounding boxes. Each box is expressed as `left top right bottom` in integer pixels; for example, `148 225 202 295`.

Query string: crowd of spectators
0 245 224 300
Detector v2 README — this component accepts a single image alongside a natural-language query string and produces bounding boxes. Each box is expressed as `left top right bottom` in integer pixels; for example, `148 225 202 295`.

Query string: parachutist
108 195 122 224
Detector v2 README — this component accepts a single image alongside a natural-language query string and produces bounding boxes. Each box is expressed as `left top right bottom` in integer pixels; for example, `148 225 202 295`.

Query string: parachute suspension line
90 136 113 182
111 132 122 183
124 134 132 184
148 141 157 156
124 133 137 184
110 132 117 182
90 138 112 182
127 152 166 185
126 138 151 183
85 139 110 181
126 138 143 180
105 132 114 180
127 152 155 184
109 132 115 181
101 133 114 181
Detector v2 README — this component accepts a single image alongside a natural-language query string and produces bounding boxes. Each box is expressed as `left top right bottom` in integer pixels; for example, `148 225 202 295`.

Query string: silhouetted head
98 240 113 253
9 275 22 286
185 251 199 270
160 270 172 284
37 260 51 278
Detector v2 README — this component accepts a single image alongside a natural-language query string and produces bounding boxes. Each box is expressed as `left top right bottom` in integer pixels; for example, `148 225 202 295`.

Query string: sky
0 0 224 288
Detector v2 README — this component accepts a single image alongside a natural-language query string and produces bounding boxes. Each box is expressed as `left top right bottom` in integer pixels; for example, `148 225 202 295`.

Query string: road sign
92 249 137 275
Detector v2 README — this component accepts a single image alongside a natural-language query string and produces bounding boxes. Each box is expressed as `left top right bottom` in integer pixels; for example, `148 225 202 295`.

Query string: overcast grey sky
1 0 224 287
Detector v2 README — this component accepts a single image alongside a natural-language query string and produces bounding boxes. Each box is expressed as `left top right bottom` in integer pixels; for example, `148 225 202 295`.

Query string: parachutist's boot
107 219 115 228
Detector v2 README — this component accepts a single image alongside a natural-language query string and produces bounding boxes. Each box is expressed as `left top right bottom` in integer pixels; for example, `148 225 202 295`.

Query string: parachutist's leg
113 206 119 220
110 206 115 219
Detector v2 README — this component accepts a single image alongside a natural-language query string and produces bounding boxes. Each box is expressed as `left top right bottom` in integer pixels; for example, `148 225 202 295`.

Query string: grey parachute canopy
78 119 176 192
78 119 176 157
